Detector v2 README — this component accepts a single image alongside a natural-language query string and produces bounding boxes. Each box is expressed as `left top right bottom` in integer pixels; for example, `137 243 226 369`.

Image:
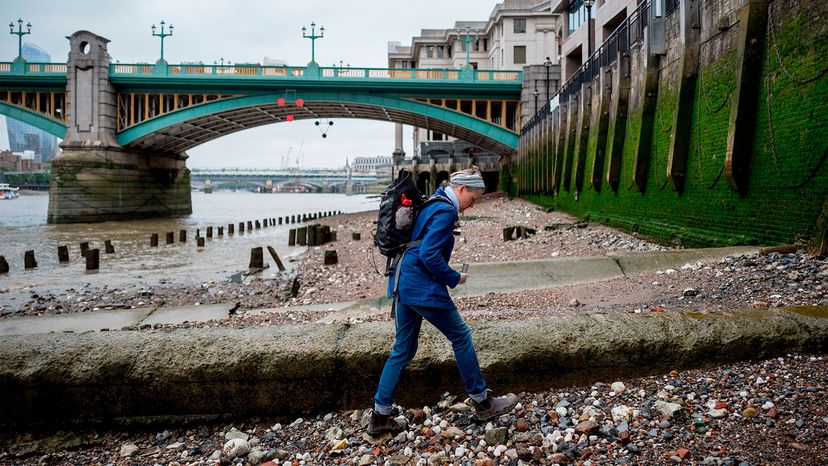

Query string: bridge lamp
533 88 539 114
151 20 174 63
302 22 324 65
9 18 32 60
544 56 553 102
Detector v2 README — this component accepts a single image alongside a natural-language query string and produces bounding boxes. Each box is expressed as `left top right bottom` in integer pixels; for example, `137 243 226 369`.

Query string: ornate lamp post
302 22 324 66
456 25 480 69
9 18 31 62
584 0 595 59
544 56 553 102
151 20 174 63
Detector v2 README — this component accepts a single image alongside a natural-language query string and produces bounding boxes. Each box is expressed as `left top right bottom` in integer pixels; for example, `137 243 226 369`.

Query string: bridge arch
0 102 67 139
116 91 518 156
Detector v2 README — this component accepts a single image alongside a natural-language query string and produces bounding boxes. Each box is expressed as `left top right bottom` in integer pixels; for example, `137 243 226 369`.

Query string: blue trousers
373 302 488 415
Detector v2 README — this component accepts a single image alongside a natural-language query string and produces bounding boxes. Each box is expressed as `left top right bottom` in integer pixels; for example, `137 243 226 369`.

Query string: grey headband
450 172 486 189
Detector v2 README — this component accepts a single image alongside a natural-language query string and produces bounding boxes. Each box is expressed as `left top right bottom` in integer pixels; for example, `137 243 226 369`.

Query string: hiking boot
472 390 519 421
366 410 408 437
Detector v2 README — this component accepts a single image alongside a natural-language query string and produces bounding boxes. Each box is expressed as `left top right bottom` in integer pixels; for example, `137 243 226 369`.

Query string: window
437 46 444 59
427 46 434 58
568 0 589 34
514 45 526 64
514 18 527 33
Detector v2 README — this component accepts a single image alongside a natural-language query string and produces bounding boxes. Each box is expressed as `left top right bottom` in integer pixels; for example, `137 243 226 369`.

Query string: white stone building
388 0 562 157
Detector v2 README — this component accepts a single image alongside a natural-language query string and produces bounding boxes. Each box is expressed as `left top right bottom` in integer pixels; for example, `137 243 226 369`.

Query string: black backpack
374 169 451 274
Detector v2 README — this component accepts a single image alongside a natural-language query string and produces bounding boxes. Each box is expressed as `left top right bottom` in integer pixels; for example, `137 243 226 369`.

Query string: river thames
0 191 379 292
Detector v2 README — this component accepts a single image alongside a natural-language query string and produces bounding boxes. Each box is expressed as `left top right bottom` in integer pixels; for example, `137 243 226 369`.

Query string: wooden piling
218 226 224 237
329 230 336 242
278 217 283 225
104 240 115 254
228 224 234 235
249 247 264 269
151 234 159 247
0 256 9 274
197 237 205 247
297 226 307 246
267 246 286 272
85 248 100 270
247 221 253 231
352 232 361 241
502 227 515 241
308 224 318 246
324 249 338 265
239 222 245 233
206 227 213 238
180 230 187 242
24 250 37 269
166 232 174 244
58 245 70 262
255 220 261 229
288 229 296 246
79 242 90 256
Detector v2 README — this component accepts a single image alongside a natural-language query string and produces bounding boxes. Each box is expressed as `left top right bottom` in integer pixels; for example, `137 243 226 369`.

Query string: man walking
368 166 518 436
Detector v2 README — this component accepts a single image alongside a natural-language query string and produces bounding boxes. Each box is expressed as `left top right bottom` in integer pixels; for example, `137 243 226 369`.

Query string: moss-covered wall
512 0 828 248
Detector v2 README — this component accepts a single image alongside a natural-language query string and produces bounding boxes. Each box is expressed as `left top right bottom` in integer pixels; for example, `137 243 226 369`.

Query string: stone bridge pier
47 31 191 223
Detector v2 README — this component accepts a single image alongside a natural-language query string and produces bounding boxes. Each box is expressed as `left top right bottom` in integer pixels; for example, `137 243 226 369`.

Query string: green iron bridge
0 31 523 222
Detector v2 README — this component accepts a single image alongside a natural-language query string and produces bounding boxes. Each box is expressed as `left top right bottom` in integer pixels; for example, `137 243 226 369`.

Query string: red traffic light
277 98 285 106
295 98 304 107
286 114 295 122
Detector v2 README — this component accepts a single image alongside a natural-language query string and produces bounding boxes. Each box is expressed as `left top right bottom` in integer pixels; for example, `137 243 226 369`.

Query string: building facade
551 0 642 81
5 43 60 163
352 156 392 174
388 0 562 157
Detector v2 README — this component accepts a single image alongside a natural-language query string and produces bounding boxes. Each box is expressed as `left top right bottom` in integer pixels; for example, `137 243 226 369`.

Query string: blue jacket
388 187 461 309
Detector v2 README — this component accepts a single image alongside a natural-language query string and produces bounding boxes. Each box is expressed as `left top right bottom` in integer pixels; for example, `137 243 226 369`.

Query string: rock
568 298 581 306
742 406 758 418
449 402 471 412
486 427 509 446
166 442 183 449
359 454 373 466
611 381 626 394
222 438 250 459
708 409 728 418
119 444 139 457
612 405 633 422
654 401 683 419
330 439 348 452
225 428 249 441
387 454 412 465
550 452 570 464
515 418 530 432
682 288 698 297
574 420 599 435
493 445 508 457
363 432 392 445
409 408 427 424
247 448 266 465
676 448 691 459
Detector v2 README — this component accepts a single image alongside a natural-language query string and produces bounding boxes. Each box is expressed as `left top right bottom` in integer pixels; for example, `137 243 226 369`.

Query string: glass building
5 43 59 163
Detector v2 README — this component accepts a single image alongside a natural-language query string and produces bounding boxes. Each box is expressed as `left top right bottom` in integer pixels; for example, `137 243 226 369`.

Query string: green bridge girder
0 62 522 155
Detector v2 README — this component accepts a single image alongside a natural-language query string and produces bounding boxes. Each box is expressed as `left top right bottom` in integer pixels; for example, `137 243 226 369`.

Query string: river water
0 191 379 292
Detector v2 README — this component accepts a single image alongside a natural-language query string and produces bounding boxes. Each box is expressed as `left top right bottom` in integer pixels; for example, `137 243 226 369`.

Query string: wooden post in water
166 232 174 244
58 245 70 262
352 232 361 241
228 224 234 235
218 226 224 237
197 237 205 247
278 217 283 225
324 249 338 265
86 248 100 270
104 240 115 254
308 224 318 246
206 227 213 238
255 220 261 229
79 242 89 256
297 226 307 246
267 246 286 272
239 222 245 233
0 256 9 274
196 228 201 238
180 230 187 242
249 247 264 269
288 229 296 246
247 221 253 231
151 234 159 247
24 250 37 269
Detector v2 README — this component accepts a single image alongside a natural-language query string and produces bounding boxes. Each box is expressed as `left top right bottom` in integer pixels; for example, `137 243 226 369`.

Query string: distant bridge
189 168 384 192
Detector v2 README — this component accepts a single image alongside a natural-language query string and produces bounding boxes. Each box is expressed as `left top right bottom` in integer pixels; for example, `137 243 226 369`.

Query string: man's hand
458 273 468 285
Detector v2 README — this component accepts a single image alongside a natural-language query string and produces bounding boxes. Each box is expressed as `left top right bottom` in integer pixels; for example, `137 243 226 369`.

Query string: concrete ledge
1 306 826 427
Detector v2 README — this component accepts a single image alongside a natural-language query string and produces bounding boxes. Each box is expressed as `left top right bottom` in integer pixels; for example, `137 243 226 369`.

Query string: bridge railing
0 62 67 75
108 63 522 82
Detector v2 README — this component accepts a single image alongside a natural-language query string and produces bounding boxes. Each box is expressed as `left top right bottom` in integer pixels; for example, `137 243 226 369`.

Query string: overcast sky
1 0 504 168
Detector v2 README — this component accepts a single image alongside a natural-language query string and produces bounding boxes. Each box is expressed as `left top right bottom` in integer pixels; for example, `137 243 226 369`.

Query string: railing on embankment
513 0 828 250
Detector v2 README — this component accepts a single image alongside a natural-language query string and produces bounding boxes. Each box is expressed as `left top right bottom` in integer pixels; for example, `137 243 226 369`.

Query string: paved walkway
0 246 756 336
